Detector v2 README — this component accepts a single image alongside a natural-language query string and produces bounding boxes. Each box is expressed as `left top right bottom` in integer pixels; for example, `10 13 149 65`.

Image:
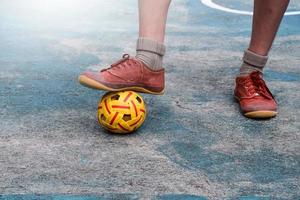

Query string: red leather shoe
78 54 165 95
234 71 277 119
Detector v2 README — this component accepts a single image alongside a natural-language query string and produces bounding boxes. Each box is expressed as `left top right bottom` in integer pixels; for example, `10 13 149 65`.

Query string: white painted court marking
201 0 300 16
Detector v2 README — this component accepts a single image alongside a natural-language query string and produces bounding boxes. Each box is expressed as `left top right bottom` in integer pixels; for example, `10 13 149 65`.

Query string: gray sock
239 49 268 76
136 37 166 71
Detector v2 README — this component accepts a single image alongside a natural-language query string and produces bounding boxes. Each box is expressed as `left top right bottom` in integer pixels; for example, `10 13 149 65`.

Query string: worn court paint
155 194 207 200
265 70 300 82
160 142 299 183
0 0 299 199
0 195 279 200
0 194 138 200
0 195 287 200
237 197 270 200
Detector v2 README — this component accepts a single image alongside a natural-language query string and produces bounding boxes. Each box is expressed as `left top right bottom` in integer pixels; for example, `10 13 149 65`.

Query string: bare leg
248 0 290 56
136 0 171 70
138 0 171 43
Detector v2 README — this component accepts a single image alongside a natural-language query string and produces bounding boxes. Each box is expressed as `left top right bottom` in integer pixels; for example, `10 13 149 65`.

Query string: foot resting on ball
78 54 165 95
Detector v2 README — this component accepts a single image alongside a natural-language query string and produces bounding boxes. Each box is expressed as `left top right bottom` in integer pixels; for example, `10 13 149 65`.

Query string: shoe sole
78 75 164 95
234 96 277 119
244 110 277 119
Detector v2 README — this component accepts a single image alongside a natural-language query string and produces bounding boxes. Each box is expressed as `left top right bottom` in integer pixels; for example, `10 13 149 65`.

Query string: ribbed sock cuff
136 37 166 71
238 49 269 76
243 49 268 68
136 37 166 56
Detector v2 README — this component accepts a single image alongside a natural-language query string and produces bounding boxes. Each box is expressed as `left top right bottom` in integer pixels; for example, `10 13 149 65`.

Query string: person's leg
249 0 290 56
136 0 171 71
239 0 290 76
79 0 171 95
235 0 290 119
138 0 171 43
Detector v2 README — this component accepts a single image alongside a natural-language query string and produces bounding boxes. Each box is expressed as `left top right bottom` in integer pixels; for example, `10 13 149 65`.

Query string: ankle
238 49 268 77
136 37 166 71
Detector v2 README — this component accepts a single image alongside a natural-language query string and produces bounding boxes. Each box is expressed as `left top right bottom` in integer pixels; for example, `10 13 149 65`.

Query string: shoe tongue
246 74 273 99
111 55 130 67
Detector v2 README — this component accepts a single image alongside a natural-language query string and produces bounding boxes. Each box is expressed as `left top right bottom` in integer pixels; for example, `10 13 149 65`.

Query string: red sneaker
234 71 277 119
78 54 165 95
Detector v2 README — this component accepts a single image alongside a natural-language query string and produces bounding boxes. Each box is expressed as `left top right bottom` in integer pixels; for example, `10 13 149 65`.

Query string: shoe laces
243 72 273 99
101 54 138 72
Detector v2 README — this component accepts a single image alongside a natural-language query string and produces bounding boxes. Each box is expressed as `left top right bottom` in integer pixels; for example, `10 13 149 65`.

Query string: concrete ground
0 0 299 199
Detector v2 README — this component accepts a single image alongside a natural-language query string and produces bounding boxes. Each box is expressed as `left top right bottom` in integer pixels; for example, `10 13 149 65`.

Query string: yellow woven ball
97 91 147 134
